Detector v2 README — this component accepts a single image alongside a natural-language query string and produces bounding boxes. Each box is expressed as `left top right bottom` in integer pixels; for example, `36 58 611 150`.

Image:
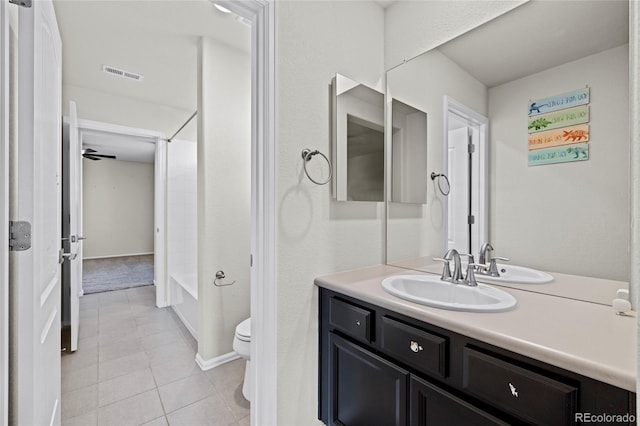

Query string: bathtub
170 273 198 338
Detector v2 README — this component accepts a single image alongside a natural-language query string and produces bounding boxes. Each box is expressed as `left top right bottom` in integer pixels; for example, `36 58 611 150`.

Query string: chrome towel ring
430 172 451 196
302 148 332 185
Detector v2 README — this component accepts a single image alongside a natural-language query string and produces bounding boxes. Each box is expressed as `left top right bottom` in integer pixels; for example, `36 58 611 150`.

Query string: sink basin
381 275 517 312
476 264 553 284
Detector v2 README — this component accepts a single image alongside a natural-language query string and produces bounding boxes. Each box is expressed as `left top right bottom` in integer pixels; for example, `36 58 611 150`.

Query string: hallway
61 286 249 425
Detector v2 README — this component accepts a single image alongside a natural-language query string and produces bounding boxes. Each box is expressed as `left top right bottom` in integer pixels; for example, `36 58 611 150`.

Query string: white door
446 126 470 253
0 1 9 424
13 1 62 424
68 101 81 351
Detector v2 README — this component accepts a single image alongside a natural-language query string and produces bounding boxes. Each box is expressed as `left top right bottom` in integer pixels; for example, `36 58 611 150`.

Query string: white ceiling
438 0 629 88
54 0 250 112
54 0 250 162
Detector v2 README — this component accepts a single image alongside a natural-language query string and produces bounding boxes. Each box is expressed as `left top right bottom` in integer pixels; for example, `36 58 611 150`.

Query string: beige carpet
83 255 154 294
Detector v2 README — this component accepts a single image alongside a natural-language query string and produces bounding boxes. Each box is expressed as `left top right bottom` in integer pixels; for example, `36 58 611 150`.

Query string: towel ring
302 149 332 185
213 270 235 287
430 172 451 196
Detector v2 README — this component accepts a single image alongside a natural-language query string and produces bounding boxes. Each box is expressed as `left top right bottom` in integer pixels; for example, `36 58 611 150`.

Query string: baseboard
195 351 241 371
83 252 154 260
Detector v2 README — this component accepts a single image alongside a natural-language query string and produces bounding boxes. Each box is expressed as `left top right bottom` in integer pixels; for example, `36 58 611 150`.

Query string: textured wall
275 1 385 424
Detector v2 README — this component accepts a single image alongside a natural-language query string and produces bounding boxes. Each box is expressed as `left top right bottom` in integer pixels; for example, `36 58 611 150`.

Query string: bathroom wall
275 1 385 424
489 45 629 281
82 159 154 258
384 0 527 69
197 37 251 363
386 49 487 264
62 84 197 141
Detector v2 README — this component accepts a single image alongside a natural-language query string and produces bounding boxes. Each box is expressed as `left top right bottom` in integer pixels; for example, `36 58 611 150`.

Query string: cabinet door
410 376 509 426
329 333 408 426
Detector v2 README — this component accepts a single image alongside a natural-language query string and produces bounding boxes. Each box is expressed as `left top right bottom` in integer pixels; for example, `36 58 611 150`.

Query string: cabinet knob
410 340 423 353
508 382 519 398
355 320 361 326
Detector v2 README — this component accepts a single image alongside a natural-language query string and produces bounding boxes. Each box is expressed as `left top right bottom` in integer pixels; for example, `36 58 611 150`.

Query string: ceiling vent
102 64 144 82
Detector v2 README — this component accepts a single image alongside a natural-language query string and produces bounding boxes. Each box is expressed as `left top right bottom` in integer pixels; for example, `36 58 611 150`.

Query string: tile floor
61 285 250 426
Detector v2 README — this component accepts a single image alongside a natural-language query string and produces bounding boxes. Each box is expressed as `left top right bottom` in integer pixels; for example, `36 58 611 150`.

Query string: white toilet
233 317 251 401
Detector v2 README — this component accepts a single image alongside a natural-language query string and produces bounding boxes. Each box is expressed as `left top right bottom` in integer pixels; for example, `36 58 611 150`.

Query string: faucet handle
492 256 510 262
432 257 452 281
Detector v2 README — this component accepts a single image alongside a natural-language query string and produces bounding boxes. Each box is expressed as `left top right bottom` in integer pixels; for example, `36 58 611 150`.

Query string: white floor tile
158 373 216 414
99 351 149 382
165 395 236 426
98 368 156 407
61 383 98 420
63 286 247 424
62 363 98 394
97 389 164 426
62 409 97 426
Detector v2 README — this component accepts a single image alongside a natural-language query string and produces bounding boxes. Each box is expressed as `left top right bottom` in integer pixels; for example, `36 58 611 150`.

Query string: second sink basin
476 264 553 284
381 275 517 313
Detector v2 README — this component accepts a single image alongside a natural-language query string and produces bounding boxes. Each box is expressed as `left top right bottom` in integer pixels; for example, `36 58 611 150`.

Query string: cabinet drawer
329 297 372 343
381 316 447 378
463 347 578 425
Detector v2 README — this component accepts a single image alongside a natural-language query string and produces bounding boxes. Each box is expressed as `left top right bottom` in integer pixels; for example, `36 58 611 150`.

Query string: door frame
216 1 276 424
0 1 8 423
443 96 489 256
73 118 169 307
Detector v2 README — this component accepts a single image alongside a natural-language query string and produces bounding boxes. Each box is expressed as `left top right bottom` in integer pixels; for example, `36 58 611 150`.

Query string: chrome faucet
477 242 509 277
434 249 486 286
444 249 464 283
478 242 493 265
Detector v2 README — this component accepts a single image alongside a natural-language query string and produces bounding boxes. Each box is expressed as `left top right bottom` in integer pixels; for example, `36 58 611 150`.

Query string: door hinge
468 143 475 154
8 0 32 8
9 221 31 251
468 215 475 225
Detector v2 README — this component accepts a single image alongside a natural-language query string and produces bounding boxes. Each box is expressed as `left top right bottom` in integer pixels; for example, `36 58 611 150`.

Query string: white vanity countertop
315 264 637 392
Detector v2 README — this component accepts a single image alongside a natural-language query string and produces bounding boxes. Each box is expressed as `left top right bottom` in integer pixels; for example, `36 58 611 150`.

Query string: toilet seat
235 318 251 342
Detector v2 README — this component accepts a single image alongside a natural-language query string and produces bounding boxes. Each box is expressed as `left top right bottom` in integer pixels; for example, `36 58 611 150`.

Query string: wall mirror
332 73 384 202
385 0 630 305
390 99 428 204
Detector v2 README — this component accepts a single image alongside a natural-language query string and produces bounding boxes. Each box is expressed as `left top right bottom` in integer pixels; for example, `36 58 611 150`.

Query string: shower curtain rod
167 110 197 142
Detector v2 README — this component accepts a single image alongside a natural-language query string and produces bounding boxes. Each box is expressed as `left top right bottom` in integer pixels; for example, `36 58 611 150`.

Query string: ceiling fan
82 148 116 161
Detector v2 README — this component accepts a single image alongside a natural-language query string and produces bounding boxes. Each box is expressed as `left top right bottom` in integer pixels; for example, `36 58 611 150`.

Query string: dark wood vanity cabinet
318 288 636 426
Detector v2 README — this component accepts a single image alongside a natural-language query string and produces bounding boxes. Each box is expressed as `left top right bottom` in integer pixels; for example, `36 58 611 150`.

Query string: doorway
443 96 489 257
4 1 276 424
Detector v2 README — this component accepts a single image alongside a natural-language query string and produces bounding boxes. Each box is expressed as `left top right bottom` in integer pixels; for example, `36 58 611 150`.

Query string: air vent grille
102 65 144 82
